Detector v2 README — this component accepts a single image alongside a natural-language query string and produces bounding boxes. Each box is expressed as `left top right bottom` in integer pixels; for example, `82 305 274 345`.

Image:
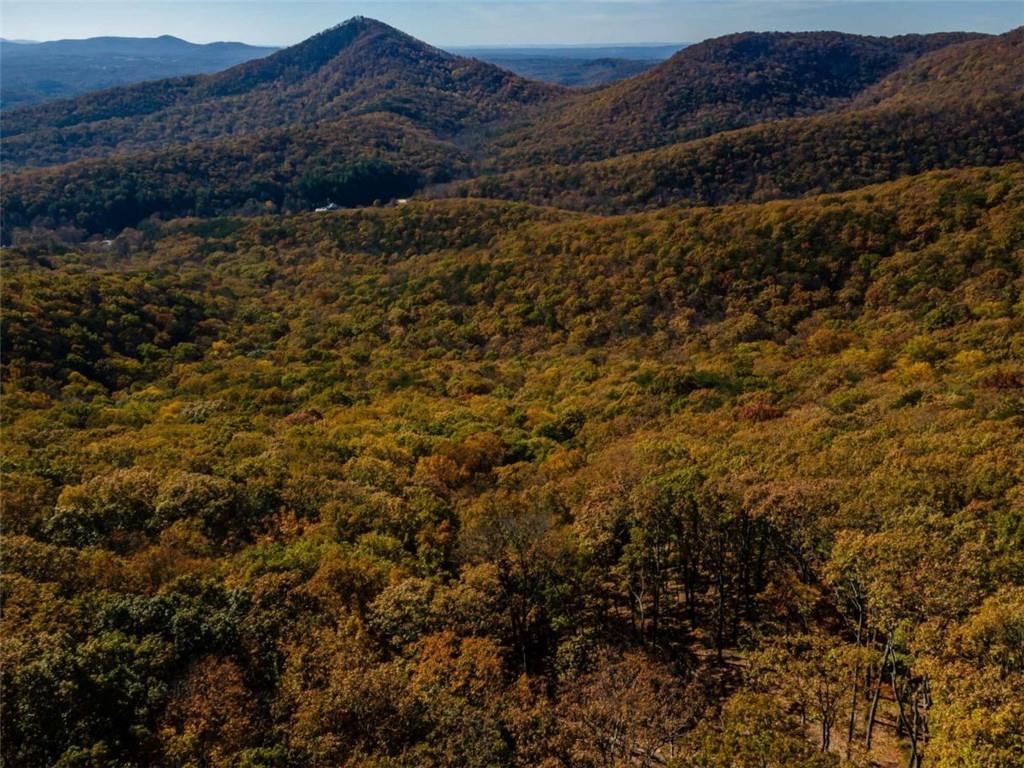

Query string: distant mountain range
0 35 279 108
2 18 1021 238
460 56 658 88
0 36 680 110
452 44 685 60
483 30 986 167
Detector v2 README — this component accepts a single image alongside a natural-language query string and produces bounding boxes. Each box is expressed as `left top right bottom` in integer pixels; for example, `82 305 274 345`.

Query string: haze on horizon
2 0 1021 48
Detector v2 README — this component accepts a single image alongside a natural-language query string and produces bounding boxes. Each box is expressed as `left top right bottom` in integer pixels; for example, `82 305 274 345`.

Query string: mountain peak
307 16 449 61
199 16 435 96
332 15 395 33
1 16 560 165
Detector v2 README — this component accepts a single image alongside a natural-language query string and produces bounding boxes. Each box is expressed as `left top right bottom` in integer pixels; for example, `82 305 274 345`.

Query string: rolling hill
3 21 1021 238
450 93 1023 213
850 25 1024 107
2 113 469 235
8 25 1019 237
450 29 1024 212
4 164 1023 767
482 30 984 169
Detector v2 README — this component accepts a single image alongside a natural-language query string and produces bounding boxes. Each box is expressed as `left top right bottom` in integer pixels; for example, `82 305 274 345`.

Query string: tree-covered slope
447 28 1024 213
850 26 1023 108
482 30 983 169
4 24 1015 238
450 93 1023 212
1 17 562 169
2 113 468 237
3 164 1023 767
9 27 1020 237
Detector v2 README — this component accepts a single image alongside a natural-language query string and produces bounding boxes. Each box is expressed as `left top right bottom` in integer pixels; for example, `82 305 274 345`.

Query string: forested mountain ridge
3 164 1023 767
850 25 1024 108
448 93 1024 212
447 28 1024 212
2 113 469 235
481 29 984 169
1 17 562 168
4 21 1016 241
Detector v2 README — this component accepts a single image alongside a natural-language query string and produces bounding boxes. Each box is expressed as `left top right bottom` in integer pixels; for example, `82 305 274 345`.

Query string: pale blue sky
2 1 1021 47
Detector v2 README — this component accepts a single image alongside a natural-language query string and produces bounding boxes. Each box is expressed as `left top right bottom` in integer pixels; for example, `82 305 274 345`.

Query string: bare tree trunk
510 604 528 673
651 555 661 643
889 644 909 738
682 556 697 627
920 675 932 743
714 534 726 662
865 636 890 750
846 605 864 760
907 682 921 768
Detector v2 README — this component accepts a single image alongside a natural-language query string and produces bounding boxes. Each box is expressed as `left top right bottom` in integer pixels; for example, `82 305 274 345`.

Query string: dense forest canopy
478 30 986 168
3 25 1021 240
0 18 561 169
2 113 467 235
2 14 1023 768
4 164 1023 768
446 93 1024 212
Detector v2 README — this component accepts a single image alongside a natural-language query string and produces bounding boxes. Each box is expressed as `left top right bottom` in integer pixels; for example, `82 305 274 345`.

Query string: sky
1 1 1021 47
